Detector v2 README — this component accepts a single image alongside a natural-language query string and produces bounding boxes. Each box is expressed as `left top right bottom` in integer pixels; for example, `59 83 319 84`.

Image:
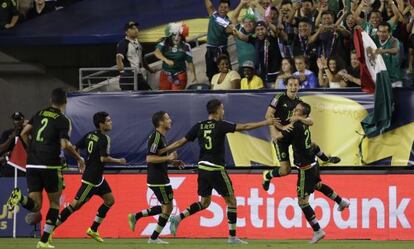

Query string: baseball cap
11 112 24 121
242 60 255 69
124 21 139 31
255 21 267 28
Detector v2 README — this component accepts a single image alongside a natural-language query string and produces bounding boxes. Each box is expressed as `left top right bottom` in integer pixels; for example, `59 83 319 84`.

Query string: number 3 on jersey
203 130 212 150
36 118 49 142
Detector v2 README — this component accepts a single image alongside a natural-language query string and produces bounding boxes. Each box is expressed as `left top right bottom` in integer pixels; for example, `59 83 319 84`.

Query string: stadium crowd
118 0 414 90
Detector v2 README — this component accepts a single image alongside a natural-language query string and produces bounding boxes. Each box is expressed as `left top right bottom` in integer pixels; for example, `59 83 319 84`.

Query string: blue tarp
0 0 206 45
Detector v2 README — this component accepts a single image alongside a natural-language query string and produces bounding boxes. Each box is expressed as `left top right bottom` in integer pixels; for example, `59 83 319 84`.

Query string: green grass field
1 238 414 249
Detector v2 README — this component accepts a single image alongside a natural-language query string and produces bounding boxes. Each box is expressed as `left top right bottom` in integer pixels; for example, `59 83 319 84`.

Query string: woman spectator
275 58 294 89
317 56 346 88
154 22 197 90
211 54 241 90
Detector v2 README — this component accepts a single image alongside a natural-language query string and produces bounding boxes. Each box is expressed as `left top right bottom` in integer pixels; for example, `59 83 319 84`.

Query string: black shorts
74 179 112 204
297 165 321 198
26 168 64 193
198 168 234 197
149 185 174 205
274 140 290 162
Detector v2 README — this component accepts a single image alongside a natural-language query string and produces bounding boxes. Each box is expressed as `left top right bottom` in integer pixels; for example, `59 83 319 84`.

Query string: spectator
27 0 56 20
211 54 240 90
240 60 264 90
116 21 154 90
275 58 295 89
317 56 347 88
155 22 197 90
234 20 283 87
0 112 26 177
0 0 19 30
407 6 414 73
296 0 318 26
291 17 318 73
204 0 233 82
372 21 402 87
341 50 361 87
279 0 295 58
231 0 257 74
293 55 318 88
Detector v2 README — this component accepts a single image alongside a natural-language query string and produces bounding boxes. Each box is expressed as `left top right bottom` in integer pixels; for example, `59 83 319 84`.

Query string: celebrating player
262 76 339 190
274 101 349 244
7 88 85 249
53 112 126 243
127 111 184 244
159 99 278 244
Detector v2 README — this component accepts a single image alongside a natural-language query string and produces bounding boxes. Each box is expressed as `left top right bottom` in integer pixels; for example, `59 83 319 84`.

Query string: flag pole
13 165 17 238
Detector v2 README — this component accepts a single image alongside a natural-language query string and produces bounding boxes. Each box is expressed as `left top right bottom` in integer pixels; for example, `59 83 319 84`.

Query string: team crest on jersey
2 2 7 8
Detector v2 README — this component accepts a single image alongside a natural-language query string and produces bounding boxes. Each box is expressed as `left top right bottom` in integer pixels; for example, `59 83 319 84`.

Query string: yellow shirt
241 75 264 90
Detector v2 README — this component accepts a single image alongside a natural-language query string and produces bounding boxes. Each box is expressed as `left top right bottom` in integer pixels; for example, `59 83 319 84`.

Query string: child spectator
240 60 264 90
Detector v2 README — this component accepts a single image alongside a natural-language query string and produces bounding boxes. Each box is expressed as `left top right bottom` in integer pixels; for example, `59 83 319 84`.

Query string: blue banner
64 89 412 167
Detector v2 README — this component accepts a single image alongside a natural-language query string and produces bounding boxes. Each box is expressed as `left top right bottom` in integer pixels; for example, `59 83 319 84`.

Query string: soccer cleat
148 238 169 244
169 215 180 236
7 188 22 211
227 236 248 244
328 156 341 164
86 228 104 242
309 230 325 244
128 213 137 232
36 241 55 248
337 199 350 212
262 170 271 191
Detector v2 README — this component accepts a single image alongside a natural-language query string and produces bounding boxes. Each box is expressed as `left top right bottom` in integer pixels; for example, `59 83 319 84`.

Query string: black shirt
291 34 318 73
27 107 70 167
248 35 282 82
76 130 109 186
281 121 315 167
147 130 169 185
346 66 360 87
269 93 301 126
0 0 18 29
0 128 15 156
185 120 236 166
26 3 56 20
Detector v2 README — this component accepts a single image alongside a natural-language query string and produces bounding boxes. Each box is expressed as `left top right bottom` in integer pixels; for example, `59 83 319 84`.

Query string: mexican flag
6 137 27 172
353 29 394 137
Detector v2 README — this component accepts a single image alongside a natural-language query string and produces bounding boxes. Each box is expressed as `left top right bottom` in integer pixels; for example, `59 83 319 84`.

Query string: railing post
79 69 83 90
134 68 137 91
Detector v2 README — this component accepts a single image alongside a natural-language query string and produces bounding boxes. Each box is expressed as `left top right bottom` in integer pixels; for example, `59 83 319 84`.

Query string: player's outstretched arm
147 151 177 164
235 118 279 131
101 156 127 165
158 138 188 155
290 115 314 126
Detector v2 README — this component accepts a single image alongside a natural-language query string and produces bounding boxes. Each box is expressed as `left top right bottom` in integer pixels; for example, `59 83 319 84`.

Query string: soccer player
262 76 339 191
160 99 278 244
6 88 85 249
274 101 349 244
53 112 126 242
127 111 184 244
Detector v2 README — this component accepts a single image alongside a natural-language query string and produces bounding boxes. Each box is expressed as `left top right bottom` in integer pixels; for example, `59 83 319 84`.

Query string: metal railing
78 33 208 91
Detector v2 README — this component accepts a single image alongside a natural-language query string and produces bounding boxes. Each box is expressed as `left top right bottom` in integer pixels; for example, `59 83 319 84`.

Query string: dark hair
93 112 109 129
281 0 292 6
216 54 230 65
281 58 295 73
302 0 313 5
152 111 167 128
378 21 391 32
284 76 301 85
327 57 344 74
298 101 311 117
50 88 67 106
207 99 222 114
298 17 312 25
367 9 382 21
294 55 307 64
219 0 230 7
350 49 356 55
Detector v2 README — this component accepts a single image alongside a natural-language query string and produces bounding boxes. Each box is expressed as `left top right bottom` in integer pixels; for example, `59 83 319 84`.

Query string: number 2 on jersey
36 118 49 142
203 130 212 150
304 129 311 149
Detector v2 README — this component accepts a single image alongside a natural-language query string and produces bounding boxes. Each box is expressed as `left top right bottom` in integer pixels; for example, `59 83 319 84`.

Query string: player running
6 88 85 249
53 112 126 243
274 101 349 244
159 99 278 244
262 76 339 190
127 111 184 244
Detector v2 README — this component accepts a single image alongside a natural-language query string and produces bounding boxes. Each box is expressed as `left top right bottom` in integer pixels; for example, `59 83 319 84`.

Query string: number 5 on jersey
204 130 212 150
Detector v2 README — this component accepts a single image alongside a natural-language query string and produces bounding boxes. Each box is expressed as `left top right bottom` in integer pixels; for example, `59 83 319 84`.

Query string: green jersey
207 11 230 47
235 24 256 66
156 41 193 74
373 36 401 83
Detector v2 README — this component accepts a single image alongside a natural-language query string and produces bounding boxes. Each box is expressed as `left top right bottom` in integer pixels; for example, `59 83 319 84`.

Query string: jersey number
36 118 49 142
87 141 94 154
304 129 311 149
203 130 212 150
